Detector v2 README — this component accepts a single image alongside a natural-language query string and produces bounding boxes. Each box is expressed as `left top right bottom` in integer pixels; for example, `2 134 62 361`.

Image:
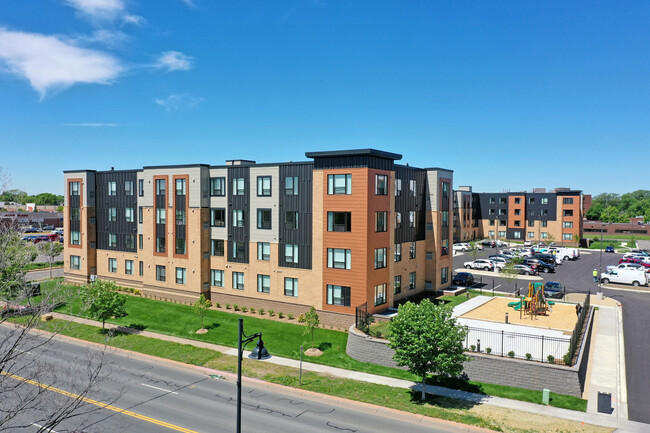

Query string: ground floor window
232 272 244 290
394 275 401 294
326 284 350 306
284 278 298 297
374 283 387 306
257 274 270 293
108 258 117 273
70 255 80 270
441 267 448 284
211 269 223 287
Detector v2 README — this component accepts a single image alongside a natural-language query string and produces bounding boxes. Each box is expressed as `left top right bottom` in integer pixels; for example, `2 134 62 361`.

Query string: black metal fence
355 303 371 333
464 326 569 363
567 292 591 365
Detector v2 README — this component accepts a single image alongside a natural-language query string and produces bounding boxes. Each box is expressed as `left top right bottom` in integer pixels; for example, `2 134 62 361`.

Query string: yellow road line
1 371 200 433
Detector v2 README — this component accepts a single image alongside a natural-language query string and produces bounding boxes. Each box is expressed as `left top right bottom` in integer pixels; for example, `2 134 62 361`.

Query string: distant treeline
586 190 650 223
0 189 63 206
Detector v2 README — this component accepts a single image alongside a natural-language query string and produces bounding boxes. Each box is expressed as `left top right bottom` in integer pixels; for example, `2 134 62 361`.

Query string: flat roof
305 148 402 160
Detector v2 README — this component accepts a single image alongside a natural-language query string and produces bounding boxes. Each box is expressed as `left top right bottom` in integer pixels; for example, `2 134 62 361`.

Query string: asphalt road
453 247 650 423
1 328 472 433
25 267 63 281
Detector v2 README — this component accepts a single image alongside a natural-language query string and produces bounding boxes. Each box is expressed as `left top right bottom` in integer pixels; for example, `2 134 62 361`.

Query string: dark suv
524 258 555 273
534 253 559 265
452 272 475 287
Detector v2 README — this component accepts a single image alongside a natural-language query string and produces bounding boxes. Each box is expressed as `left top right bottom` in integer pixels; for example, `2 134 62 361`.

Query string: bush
215 302 221 308
259 308 265 315
563 352 572 365
278 312 284 319
508 351 515 358
233 304 240 311
225 303 231 310
269 309 275 317
287 313 294 320
547 355 555 363
470 345 476 352
249 307 256 314
486 347 492 354
525 353 532 360
134 289 141 296
241 306 248 313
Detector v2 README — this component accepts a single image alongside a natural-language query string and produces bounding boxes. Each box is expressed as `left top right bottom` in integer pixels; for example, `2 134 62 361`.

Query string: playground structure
508 282 555 319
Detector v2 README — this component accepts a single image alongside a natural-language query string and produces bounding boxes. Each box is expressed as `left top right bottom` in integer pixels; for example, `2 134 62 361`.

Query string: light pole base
596 291 604 300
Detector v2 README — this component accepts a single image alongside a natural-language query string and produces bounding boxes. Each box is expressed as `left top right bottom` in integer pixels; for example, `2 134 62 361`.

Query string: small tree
389 299 469 401
468 240 481 261
80 280 127 329
193 294 212 331
501 261 519 290
38 241 64 278
299 305 320 349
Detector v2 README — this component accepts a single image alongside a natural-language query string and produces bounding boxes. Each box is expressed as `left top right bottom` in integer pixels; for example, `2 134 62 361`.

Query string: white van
549 247 579 261
600 269 649 287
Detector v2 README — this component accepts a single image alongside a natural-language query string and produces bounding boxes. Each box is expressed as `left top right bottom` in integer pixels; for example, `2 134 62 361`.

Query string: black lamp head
249 337 270 360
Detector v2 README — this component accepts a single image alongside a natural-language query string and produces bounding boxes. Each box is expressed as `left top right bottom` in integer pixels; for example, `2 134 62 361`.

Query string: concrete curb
616 301 629 420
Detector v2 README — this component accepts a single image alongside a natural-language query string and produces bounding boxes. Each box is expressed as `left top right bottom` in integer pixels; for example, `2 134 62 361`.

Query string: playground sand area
459 297 577 332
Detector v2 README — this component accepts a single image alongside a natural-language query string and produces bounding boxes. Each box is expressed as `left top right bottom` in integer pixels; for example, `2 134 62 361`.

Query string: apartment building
63 149 453 326
453 186 479 243
473 188 583 245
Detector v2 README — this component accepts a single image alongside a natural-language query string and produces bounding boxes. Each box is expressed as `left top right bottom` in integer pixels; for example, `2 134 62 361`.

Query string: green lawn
24 261 64 271
585 233 650 242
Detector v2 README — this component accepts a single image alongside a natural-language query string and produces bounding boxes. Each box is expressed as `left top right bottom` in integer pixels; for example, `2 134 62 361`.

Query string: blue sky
1 1 649 196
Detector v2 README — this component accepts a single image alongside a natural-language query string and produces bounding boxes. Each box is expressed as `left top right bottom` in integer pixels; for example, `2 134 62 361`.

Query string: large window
156 265 166 281
541 221 548 227
257 274 270 293
232 178 245 196
211 208 225 227
409 211 416 228
156 208 166 224
541 232 548 239
210 177 225 196
442 211 449 227
541 197 548 204
395 212 401 229
70 230 80 245
257 176 271 196
284 278 298 297
394 275 401 294
71 208 80 220
175 179 186 196
156 236 165 253
563 197 574 205
108 258 117 273
232 209 244 227
125 234 134 249
528 232 535 239
257 209 271 229
138 207 143 224
125 260 134 275
327 248 351 269
409 272 416 290
257 242 270 261
139 234 143 249
563 221 574 228
232 241 245 259
108 181 117 196
395 178 402 197
374 283 387 306
327 212 351 232
232 272 244 290
528 220 534 227
374 248 387 269
442 182 449 199
285 244 299 264
498 230 506 238
108 208 116 222
176 210 186 225
125 181 134 196
125 208 134 223
139 261 143 276
156 179 166 196
376 211 387 232
211 270 224 287
174 268 184 283
541 209 549 216
69 181 80 196
211 239 224 256
441 267 448 284
70 255 80 270
394 243 402 262
409 242 416 259
285 176 298 195
489 197 496 204
327 285 350 306
513 231 521 239
285 211 298 230
138 179 144 197
563 233 573 240
175 238 185 255
108 233 117 248
375 175 387 195
441 239 449 255
409 179 416 197
563 210 574 217
327 174 352 195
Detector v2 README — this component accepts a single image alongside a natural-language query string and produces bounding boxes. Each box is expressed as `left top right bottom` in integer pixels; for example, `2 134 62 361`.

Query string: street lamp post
598 223 605 293
237 318 269 433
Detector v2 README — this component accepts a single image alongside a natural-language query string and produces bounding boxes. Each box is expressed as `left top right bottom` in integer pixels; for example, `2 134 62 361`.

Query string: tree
80 280 127 329
0 188 27 204
468 240 481 261
299 305 320 349
193 294 212 331
600 205 623 223
388 299 469 401
501 256 523 290
37 241 64 278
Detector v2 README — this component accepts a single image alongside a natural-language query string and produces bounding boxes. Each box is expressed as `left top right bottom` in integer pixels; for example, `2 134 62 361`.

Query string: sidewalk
50 308 648 432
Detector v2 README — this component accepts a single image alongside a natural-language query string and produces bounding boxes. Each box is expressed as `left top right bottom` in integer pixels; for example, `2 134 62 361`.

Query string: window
285 244 299 264
489 209 496 215
374 248 387 269
211 239 224 256
125 208 134 223
139 261 143 276
71 208 80 220
108 258 117 273
327 174 352 195
541 221 548 227
327 285 350 306
441 239 449 255
489 197 496 204
284 278 298 297
125 181 134 196
409 242 416 259
156 208 166 224
156 179 166 196
442 182 449 199
395 212 401 229
563 221 574 228
529 197 535 204
210 177 225 196
394 275 401 294
375 175 387 195
327 211 351 232
138 207 143 224
70 230 80 245
409 179 416 197
257 176 271 196
488 230 495 238
442 211 449 227
176 210 185 225
108 208 117 222
70 255 80 270
156 265 166 281
514 197 521 204
156 236 165 253
232 178 245 196
257 242 270 261
513 231 522 239
285 176 298 195
374 283 387 306
376 211 387 232
394 243 402 262
441 267 448 284
232 209 244 227
327 248 351 269
541 197 548 205
125 260 133 275
175 238 186 255
409 272 416 290
563 210 573 217
498 209 506 215
489 219 495 226
514 209 521 215
69 181 80 196
232 241 246 259
528 220 534 227
138 179 144 197
563 233 573 240
499 197 506 204
125 234 134 249
285 211 298 229
108 181 117 196
257 274 270 293
257 209 271 229
210 208 225 227
409 211 416 228
395 178 402 196
514 220 521 227
541 232 548 239
541 209 549 216
563 197 574 205
175 179 186 196
108 233 117 247
139 234 143 249
498 230 506 238
426 251 433 260
528 232 535 239
211 270 224 287
232 272 244 290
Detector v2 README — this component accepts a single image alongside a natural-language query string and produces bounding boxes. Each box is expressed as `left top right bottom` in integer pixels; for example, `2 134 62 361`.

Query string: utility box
597 392 613 414
542 388 550 405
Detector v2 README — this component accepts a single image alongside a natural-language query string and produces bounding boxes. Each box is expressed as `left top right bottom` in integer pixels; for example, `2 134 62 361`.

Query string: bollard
299 346 303 386
477 339 481 352
505 312 509 324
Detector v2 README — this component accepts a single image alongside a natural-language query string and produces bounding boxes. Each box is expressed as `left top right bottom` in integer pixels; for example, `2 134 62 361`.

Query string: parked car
41 225 54 231
605 245 615 253
23 227 39 233
607 263 644 272
452 272 475 287
512 264 536 275
453 243 470 252
481 240 497 248
629 250 650 257
464 259 496 271
619 257 650 269
544 282 564 299
534 253 563 266
523 240 532 247
523 258 555 273
601 269 649 287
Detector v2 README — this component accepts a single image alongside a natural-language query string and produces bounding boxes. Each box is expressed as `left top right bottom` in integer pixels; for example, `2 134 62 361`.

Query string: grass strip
24 261 64 271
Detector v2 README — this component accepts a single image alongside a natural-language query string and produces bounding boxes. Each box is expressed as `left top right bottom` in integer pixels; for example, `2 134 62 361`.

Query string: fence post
541 335 544 362
501 330 504 357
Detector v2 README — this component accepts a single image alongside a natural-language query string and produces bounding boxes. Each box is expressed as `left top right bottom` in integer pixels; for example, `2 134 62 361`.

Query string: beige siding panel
249 166 279 243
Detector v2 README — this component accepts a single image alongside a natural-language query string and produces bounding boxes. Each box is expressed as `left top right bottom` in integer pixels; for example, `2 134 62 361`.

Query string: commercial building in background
473 188 583 245
453 186 479 243
63 149 453 326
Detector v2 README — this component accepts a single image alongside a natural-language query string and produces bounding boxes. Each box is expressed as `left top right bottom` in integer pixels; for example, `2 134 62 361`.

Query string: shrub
547 355 555 364
241 306 248 313
134 289 141 296
269 309 275 317
278 312 284 319
215 302 221 308
298 313 305 322
508 351 515 358
259 308 265 315
287 313 294 320
470 345 476 352
233 304 240 311
249 307 256 314
486 347 492 354
525 353 532 360
563 352 572 365
225 303 231 310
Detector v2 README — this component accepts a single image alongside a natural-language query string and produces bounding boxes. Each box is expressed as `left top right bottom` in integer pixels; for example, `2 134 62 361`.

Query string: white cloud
155 51 193 72
75 29 130 48
154 93 203 111
123 14 146 26
65 0 125 21
64 122 118 127
0 28 124 97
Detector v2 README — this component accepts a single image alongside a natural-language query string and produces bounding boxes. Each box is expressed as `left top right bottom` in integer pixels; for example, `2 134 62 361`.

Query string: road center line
2 372 198 433
141 383 179 394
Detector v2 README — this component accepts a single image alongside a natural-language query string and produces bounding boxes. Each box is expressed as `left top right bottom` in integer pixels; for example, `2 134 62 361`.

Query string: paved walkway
50 305 648 432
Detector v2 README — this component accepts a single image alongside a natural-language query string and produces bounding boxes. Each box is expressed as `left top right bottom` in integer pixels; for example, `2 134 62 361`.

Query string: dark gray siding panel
525 193 557 221
394 165 426 244
95 171 138 252
227 166 250 263
476 193 509 221
279 163 313 269
313 155 394 171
